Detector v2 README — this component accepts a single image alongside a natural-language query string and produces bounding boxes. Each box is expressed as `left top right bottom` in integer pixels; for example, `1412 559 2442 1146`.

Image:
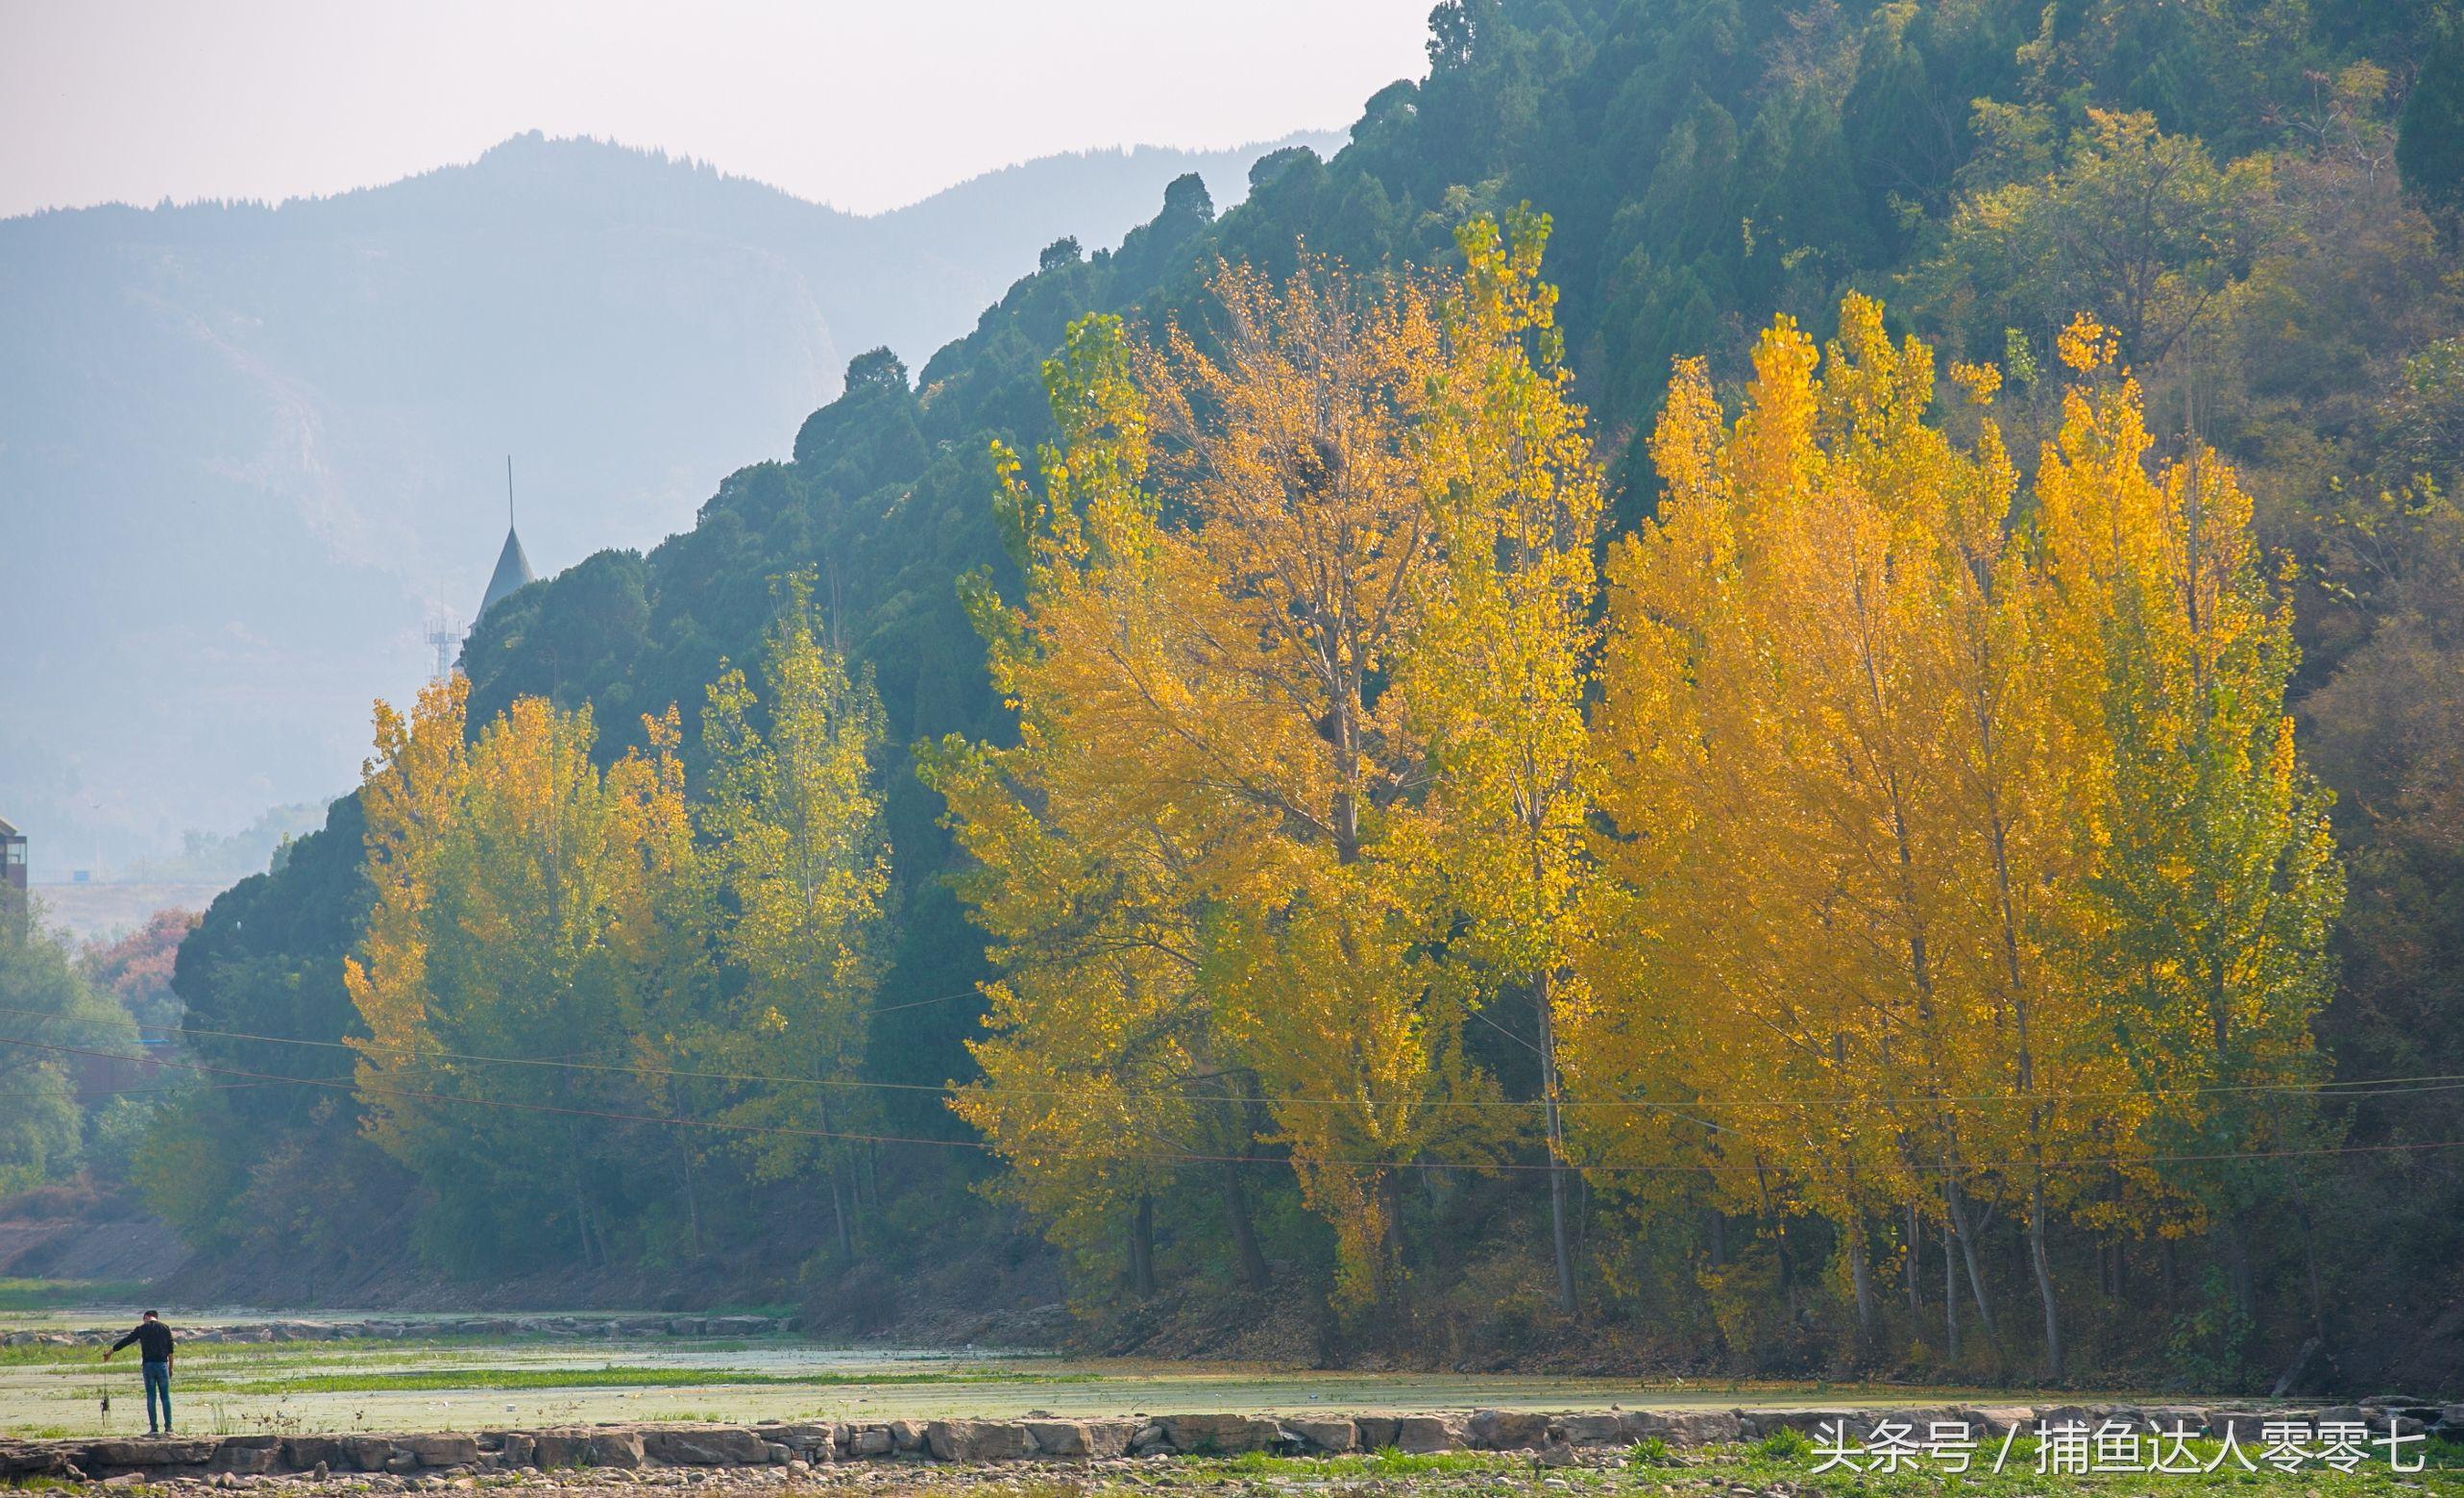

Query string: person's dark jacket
110 1321 174 1362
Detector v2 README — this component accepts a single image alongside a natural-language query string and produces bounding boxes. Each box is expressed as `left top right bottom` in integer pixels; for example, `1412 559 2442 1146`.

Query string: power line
8 1002 2457 1116
6 1032 2462 1180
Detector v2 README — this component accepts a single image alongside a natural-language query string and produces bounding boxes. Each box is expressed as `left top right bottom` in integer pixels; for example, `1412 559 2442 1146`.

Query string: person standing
101 1310 176 1434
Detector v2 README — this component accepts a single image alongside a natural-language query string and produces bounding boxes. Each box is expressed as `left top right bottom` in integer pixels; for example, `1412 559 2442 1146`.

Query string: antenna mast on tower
425 615 461 681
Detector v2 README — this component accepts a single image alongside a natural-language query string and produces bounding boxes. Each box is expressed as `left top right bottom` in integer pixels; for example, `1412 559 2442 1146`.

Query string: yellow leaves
1591 288 2336 1258
1950 360 2003 405
691 571 891 1176
940 223 2336 1311
344 672 690 1181
2057 312 2117 373
935 212 1604 1306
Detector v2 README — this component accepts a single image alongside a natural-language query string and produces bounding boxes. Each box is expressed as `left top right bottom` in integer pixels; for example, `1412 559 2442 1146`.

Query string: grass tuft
1750 1425 1813 1460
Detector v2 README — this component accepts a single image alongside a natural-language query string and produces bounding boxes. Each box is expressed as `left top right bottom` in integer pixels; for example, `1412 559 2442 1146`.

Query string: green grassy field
1190 1439 2464 1495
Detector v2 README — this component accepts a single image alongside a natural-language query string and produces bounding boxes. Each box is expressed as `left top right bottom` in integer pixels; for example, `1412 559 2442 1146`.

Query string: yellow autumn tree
923 313 1268 1296
1403 207 1607 1313
690 569 892 1261
1585 302 1994 1358
1582 296 2338 1374
345 679 691 1270
931 242 1556 1312
2032 317 2342 1331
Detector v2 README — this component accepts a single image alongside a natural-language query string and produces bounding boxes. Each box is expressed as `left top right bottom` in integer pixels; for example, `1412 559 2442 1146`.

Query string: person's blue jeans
141 1360 171 1432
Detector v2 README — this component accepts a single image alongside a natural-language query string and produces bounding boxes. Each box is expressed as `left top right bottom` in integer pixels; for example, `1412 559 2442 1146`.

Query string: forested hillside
0 128 1338 878
133 0 2464 1390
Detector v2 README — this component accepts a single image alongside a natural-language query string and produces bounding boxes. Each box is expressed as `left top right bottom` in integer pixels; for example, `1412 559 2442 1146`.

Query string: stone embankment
2 1316 788 1348
6 1402 2460 1485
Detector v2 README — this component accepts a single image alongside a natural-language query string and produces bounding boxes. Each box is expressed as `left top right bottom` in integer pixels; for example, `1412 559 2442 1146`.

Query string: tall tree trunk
2029 1175 2063 1380
1945 1174 2003 1356
1538 970 1576 1314
1943 1216 1962 1361
1129 1195 1158 1298
828 1166 856 1261
1378 1170 1409 1294
2222 1213 2257 1328
1906 1204 1923 1320
679 1152 704 1256
1846 1218 1876 1349
1223 1167 1270 1290
570 1167 596 1268
2300 1201 2325 1338
1707 1211 1725 1269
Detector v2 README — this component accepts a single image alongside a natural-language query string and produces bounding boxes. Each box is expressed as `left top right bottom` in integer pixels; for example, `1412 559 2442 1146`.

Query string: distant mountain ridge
0 127 1343 875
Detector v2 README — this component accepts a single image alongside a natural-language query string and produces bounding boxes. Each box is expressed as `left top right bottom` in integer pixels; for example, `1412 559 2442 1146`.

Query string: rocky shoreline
7 1402 2461 1486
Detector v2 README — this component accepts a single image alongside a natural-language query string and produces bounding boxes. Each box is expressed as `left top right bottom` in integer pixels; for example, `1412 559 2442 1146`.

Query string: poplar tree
346 677 691 1268
692 571 891 1261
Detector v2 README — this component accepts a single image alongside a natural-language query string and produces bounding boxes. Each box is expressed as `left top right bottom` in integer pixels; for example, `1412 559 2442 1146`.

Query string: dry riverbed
0 1317 2030 1440
8 1312 2460 1493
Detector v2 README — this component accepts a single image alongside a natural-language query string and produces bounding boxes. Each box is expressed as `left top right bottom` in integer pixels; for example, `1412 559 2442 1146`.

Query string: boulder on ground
1621 1410 1742 1446
1555 1413 1623 1446
2207 1411 2272 1442
762 1424 836 1461
1740 1409 1862 1440
1953 1407 2036 1437
1023 1421 1091 1458
2034 1405 2101 1435
339 1437 397 1473
1 1443 81 1480
82 1438 217 1469
404 1436 481 1468
1284 1418 1357 1454
1161 1414 1282 1454
1352 1416 1402 1451
888 1419 929 1454
209 1441 280 1475
281 1437 346 1470
1469 1410 1549 1450
644 1428 769 1465
847 1427 895 1458
925 1420 1036 1462
1025 1420 1135 1459
1391 1415 1465 1453
527 1431 596 1468
1869 1406 1961 1436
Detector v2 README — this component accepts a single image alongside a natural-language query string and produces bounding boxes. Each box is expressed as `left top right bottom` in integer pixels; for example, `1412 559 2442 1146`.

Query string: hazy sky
0 0 1431 220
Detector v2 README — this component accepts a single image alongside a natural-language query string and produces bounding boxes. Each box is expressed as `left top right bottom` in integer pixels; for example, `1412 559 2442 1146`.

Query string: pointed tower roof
479 526 533 617
478 455 534 619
